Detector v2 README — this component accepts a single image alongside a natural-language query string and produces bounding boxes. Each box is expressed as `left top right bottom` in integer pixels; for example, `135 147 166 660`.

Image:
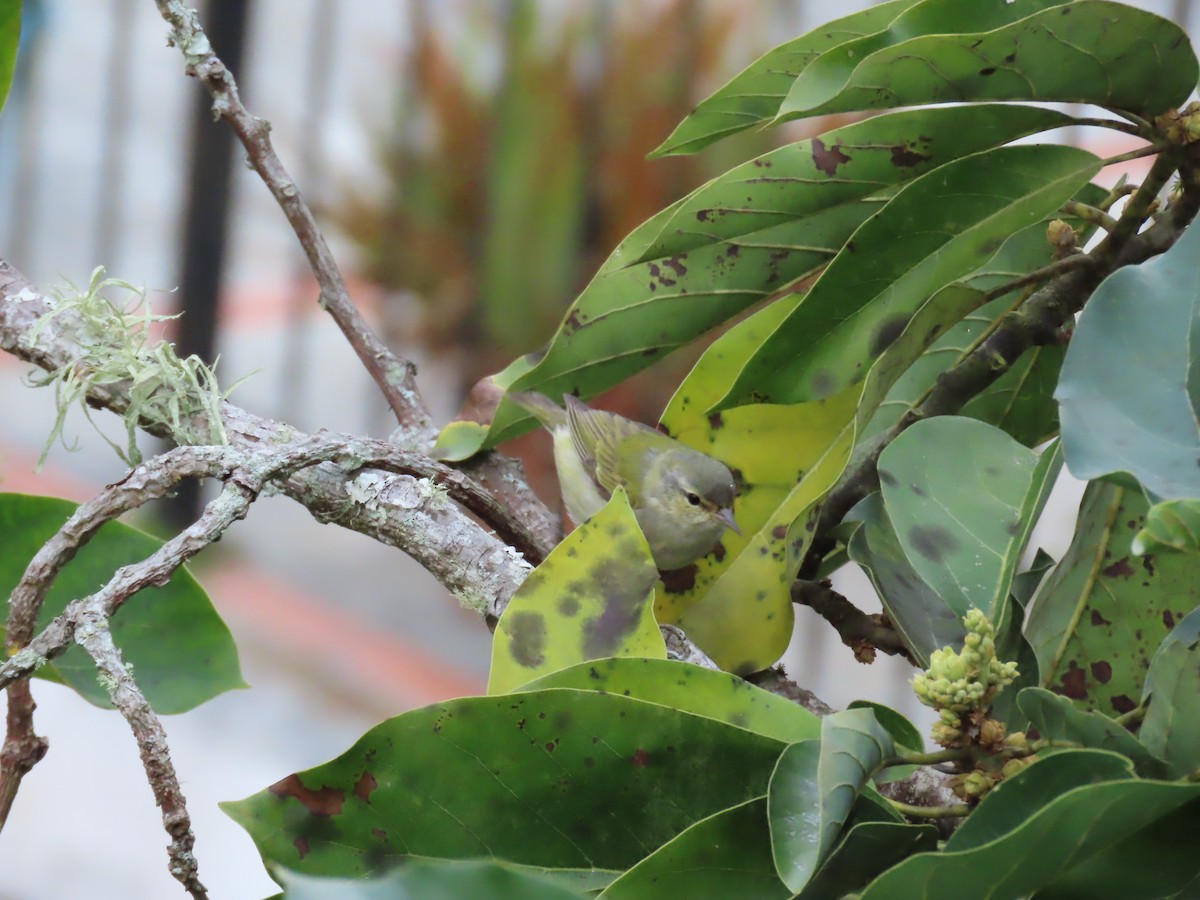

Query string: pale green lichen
26 268 250 469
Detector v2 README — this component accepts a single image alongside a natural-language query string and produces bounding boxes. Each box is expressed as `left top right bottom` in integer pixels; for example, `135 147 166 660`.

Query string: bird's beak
719 507 742 536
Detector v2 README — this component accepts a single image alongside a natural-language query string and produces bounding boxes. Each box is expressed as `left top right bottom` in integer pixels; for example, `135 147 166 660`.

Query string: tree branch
792 580 915 664
0 261 537 615
151 0 430 436
800 151 1200 579
75 618 208 898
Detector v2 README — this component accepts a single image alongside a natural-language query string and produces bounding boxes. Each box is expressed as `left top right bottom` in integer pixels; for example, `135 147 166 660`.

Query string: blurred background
0 1 1190 896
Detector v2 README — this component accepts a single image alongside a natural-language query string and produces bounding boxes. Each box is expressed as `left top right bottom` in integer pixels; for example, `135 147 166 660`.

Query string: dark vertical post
166 0 253 527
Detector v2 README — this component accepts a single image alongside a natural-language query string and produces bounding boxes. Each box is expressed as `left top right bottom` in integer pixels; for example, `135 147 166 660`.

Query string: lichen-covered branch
75 618 208 898
0 261 538 612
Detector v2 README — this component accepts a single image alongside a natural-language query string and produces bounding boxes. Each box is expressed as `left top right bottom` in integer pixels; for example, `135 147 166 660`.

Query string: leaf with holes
649 0 921 156
520 657 820 745
768 708 895 892
778 1 1197 122
224 689 788 876
0 493 244 713
1025 482 1199 716
1058 186 1200 501
1139 608 1200 778
488 488 663 694
719 145 1099 409
597 798 788 899
877 419 1062 622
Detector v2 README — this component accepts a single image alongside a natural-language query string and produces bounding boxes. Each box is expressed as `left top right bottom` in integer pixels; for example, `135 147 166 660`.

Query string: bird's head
655 449 741 537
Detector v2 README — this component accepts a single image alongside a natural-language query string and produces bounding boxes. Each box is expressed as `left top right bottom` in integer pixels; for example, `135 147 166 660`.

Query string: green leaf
275 860 587 900
796 820 938 900
1140 608 1200 778
520 657 820 745
0 0 18 116
444 105 1079 460
769 709 895 892
845 492 965 667
944 749 1134 853
655 388 857 674
649 0 921 156
1011 548 1056 607
847 701 922 754
225 689 788 876
1025 482 1198 716
779 0 1197 122
848 700 923 783
659 271 1018 674
1034 799 1200 900
1133 498 1200 556
488 488 663 694
776 0 1068 123
1058 204 1200 501
862 751 1200 899
863 181 1108 448
1016 687 1165 777
721 144 1100 409
625 104 1073 268
877 419 1062 622
598 798 788 899
990 594 1040 731
0 493 244 713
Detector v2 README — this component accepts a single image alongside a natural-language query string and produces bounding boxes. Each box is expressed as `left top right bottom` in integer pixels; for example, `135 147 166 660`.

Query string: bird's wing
564 395 655 503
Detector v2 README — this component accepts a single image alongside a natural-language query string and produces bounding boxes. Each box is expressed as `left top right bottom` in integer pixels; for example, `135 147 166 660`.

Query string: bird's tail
507 391 567 429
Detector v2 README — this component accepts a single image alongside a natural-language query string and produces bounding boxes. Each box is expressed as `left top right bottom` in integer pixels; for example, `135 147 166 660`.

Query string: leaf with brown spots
862 184 1107 449
436 104 1075 459
224 690 787 876
720 144 1099 410
878 418 1062 622
1140 608 1200 778
520 657 819 744
650 0 920 156
488 488 663 694
777 1 1197 122
1027 483 1200 716
1017 687 1165 777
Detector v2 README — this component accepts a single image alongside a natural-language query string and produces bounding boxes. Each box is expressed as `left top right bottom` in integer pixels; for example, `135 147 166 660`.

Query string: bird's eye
686 492 702 506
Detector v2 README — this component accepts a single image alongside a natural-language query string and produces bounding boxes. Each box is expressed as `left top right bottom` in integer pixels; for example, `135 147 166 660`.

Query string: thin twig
1060 200 1118 233
980 253 1094 304
0 446 243 829
75 618 207 898
1101 143 1170 167
886 799 971 819
1071 115 1149 137
150 0 431 436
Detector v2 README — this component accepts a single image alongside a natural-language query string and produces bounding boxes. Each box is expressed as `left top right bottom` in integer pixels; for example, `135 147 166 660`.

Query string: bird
509 392 740 570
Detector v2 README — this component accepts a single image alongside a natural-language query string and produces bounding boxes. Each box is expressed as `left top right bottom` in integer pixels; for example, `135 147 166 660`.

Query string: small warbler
510 392 740 570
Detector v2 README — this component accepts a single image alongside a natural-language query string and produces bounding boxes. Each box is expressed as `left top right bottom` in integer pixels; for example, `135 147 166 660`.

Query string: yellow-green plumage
510 392 740 570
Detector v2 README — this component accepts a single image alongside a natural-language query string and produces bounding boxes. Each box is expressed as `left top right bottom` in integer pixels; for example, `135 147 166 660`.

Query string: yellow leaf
488 488 665 693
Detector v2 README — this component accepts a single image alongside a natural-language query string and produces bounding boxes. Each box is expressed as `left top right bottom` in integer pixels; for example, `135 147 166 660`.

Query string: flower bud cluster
912 608 1018 715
